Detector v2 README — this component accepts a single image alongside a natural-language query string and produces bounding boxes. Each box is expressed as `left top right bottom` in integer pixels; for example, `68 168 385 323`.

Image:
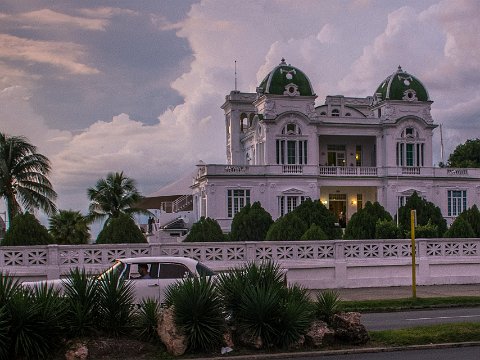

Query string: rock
157 307 188 356
65 341 88 360
332 312 370 345
305 320 335 347
288 335 305 349
223 328 234 348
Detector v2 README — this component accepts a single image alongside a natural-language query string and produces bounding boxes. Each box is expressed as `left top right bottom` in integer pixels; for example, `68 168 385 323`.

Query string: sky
1 0 480 228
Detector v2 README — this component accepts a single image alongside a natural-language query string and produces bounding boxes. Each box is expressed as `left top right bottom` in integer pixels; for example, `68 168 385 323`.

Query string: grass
370 322 480 346
342 296 480 312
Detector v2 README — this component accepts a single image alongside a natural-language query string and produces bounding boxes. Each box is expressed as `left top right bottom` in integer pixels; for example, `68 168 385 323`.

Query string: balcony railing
195 164 480 179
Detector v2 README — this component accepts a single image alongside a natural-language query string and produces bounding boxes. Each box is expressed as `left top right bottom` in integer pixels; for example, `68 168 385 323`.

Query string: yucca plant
97 269 135 337
276 285 314 347
315 289 342 324
134 298 161 342
236 285 282 347
0 305 9 360
164 276 225 352
63 268 100 336
0 272 21 303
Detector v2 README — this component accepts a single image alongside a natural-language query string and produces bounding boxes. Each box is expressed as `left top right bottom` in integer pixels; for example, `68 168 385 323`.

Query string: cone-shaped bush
230 202 273 241
444 217 475 238
2 212 52 246
96 212 146 244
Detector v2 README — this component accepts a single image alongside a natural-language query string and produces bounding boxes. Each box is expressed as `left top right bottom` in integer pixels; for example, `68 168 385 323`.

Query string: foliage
230 201 273 241
0 132 57 226
444 217 475 238
375 219 402 239
407 220 439 238
184 216 225 242
96 269 135 337
397 192 447 237
265 213 307 241
314 289 342 324
134 298 161 343
447 138 480 168
49 209 91 244
87 171 149 225
1 212 52 246
164 276 225 352
63 268 100 337
300 224 329 240
96 212 147 244
344 201 392 239
0 305 8 360
290 199 342 239
457 205 480 237
217 261 311 348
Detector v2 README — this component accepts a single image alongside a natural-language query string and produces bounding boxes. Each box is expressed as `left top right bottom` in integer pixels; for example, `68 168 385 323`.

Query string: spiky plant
0 272 21 304
0 305 9 360
164 276 225 352
134 298 161 342
97 269 135 337
276 285 314 347
63 268 100 336
315 289 342 324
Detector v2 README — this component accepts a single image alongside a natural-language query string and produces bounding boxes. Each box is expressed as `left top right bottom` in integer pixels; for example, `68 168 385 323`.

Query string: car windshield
196 262 216 277
98 260 126 280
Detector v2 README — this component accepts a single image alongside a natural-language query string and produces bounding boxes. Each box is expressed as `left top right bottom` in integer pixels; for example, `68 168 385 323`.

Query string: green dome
375 66 429 102
258 58 315 96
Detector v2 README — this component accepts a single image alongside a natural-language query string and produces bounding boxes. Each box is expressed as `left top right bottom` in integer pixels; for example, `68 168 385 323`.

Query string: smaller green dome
375 66 429 102
258 58 315 96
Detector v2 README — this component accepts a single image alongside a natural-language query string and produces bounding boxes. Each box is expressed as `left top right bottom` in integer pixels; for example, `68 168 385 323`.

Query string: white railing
2 238 480 288
172 195 193 213
318 166 378 176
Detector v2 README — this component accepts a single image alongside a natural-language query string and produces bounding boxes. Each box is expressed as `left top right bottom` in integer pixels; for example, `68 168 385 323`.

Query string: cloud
12 9 108 31
317 24 338 44
0 34 99 74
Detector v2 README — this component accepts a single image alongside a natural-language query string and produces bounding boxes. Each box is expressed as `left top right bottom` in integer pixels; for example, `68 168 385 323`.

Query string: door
158 262 193 304
127 262 161 303
328 194 347 227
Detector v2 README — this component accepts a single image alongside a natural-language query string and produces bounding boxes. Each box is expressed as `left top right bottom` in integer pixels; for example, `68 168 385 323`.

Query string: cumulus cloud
317 24 338 44
0 34 99 74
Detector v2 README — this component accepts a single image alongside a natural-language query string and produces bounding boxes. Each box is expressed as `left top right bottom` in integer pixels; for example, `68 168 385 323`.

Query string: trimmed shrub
164 276 225 352
1 212 52 246
96 213 146 244
397 192 447 237
184 216 225 242
344 201 392 240
407 220 438 238
291 199 342 239
230 202 273 241
301 224 328 240
375 219 402 239
444 217 475 238
266 213 307 241
457 205 480 237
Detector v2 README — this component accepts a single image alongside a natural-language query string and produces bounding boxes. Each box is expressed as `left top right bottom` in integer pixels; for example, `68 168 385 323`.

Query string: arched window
332 109 340 117
396 126 424 167
320 111 327 116
240 113 248 132
345 112 351 117
276 122 307 165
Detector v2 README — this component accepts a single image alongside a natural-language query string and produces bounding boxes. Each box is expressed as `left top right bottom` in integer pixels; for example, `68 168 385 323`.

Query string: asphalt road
362 307 480 330
289 345 480 360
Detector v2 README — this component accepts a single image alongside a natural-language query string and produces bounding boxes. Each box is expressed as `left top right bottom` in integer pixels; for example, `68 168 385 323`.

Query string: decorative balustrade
318 166 378 176
3 239 480 288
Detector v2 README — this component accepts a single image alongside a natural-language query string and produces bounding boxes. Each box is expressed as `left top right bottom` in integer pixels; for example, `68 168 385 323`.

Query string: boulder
332 312 370 345
305 320 335 347
65 341 88 360
157 307 188 356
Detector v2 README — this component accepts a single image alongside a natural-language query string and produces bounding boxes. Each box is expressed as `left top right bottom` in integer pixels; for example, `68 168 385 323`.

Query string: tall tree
447 138 480 168
87 171 148 226
0 133 57 225
49 210 91 244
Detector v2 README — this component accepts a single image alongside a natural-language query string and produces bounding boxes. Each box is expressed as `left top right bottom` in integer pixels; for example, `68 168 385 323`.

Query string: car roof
115 256 199 266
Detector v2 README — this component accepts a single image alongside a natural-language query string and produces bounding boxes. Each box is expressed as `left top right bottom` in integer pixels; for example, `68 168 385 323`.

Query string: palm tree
49 210 91 244
87 171 148 226
0 132 57 226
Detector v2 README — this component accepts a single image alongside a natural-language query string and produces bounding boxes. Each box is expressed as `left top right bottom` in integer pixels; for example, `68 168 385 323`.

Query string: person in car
137 263 151 279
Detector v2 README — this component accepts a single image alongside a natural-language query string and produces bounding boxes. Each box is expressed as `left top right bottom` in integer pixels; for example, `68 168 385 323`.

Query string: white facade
191 60 480 232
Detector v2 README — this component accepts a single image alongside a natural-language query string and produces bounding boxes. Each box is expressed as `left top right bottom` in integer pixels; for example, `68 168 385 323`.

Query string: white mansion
148 59 480 235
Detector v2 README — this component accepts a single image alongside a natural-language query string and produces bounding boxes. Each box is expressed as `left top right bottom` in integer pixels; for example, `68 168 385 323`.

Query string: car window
196 262 216 277
158 263 191 279
99 260 126 280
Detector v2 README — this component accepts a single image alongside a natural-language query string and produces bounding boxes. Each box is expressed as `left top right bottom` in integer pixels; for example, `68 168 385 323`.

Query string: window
327 144 346 166
159 263 191 279
332 109 339 117
279 195 308 216
356 145 362 166
396 126 424 167
356 194 363 211
448 190 467 217
227 189 250 217
276 124 307 165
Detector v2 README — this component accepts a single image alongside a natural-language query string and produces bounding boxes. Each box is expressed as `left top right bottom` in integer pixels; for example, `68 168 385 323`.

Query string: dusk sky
1 0 479 226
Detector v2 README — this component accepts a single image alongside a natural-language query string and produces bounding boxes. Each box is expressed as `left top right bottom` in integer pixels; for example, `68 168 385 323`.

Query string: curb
193 341 480 360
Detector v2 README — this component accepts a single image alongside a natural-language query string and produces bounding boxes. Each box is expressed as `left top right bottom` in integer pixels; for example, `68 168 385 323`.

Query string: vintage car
22 256 216 304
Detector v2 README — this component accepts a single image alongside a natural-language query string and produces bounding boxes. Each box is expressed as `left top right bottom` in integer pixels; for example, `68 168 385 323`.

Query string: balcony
195 164 480 179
